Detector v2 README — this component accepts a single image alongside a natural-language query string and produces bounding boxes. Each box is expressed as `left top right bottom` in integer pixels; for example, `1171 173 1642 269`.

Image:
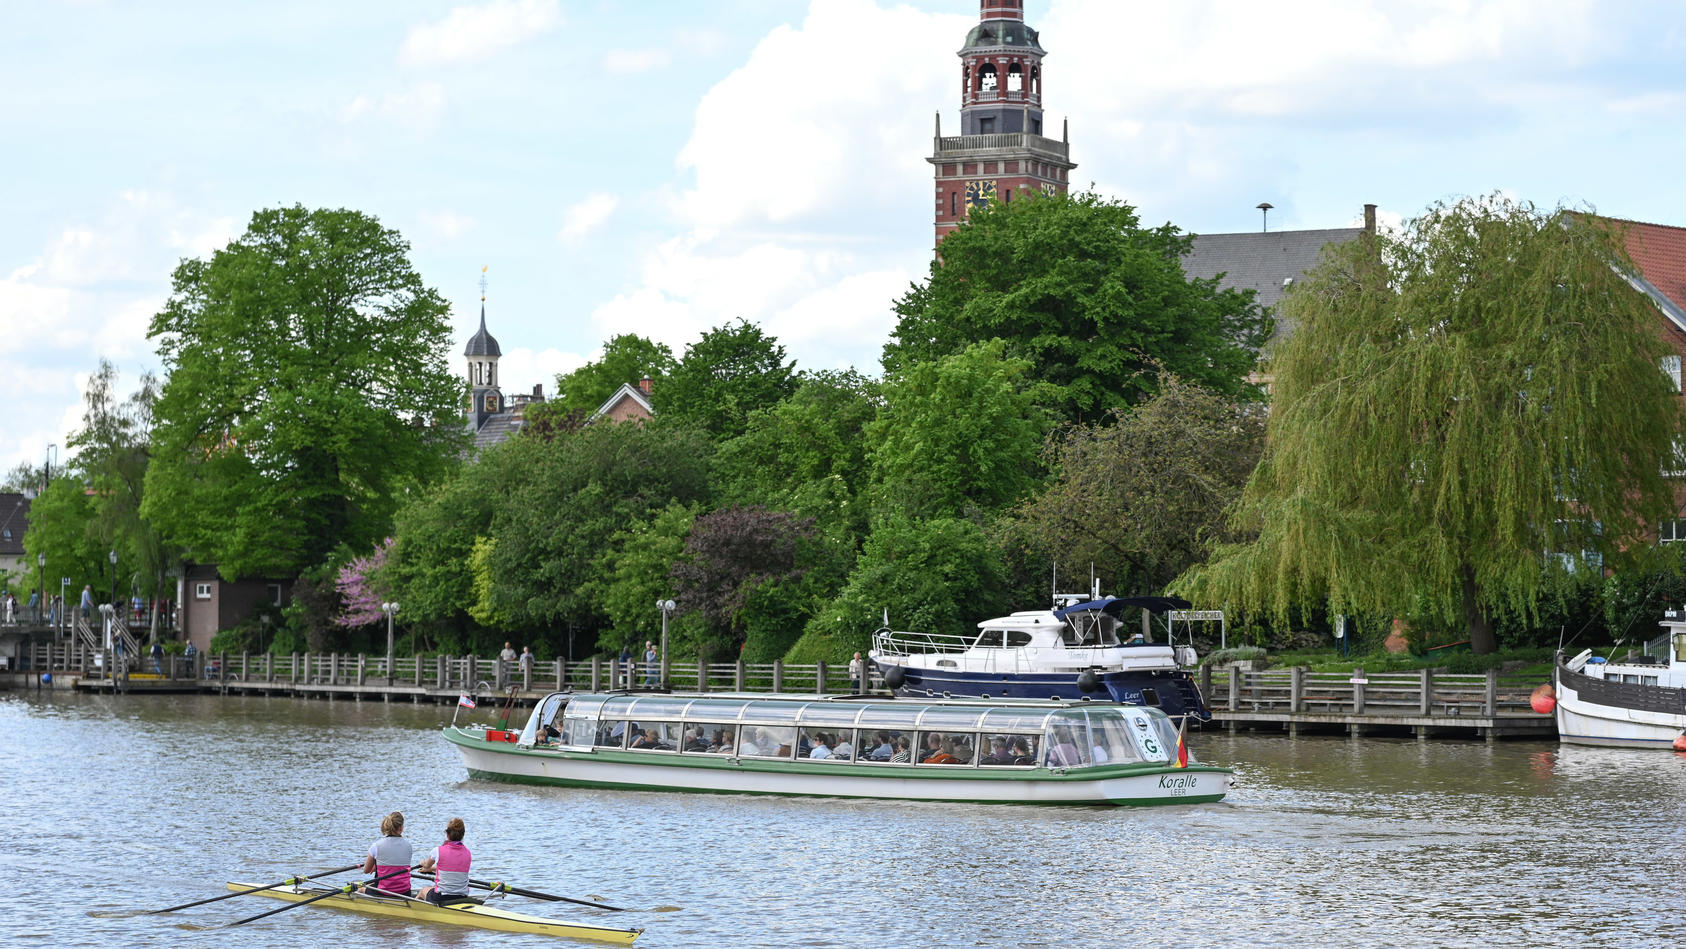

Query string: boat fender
883 666 906 689
1674 733 1686 753
1529 683 1556 715
1077 670 1101 693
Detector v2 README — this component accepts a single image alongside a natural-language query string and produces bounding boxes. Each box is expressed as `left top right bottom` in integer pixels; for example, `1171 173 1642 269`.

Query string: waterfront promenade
4 640 1556 739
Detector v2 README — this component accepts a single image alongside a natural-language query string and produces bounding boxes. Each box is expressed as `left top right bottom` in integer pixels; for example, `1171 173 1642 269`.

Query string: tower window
979 63 997 91
1003 189 1011 204
979 117 995 134
950 191 957 216
1007 63 1023 93
1032 118 1041 135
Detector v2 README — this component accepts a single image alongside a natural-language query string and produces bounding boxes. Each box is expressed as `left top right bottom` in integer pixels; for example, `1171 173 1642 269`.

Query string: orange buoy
1530 682 1556 714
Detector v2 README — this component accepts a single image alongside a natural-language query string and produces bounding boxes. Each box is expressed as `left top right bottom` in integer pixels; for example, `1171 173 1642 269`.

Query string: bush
1202 646 1267 667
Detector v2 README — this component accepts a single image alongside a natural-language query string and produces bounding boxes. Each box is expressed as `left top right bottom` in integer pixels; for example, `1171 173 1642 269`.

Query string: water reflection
10 693 1686 948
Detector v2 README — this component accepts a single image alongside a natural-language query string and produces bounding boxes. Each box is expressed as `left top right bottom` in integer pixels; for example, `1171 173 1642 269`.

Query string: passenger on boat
953 737 974 764
362 811 413 896
808 733 832 759
981 737 1010 764
924 737 961 765
417 817 475 905
685 728 710 752
630 729 659 749
1047 728 1082 767
738 728 762 756
1011 738 1035 765
866 732 893 760
919 733 943 763
832 734 854 760
891 736 912 762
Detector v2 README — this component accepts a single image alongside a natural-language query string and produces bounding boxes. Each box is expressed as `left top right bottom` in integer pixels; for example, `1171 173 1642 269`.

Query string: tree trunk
1460 561 1497 655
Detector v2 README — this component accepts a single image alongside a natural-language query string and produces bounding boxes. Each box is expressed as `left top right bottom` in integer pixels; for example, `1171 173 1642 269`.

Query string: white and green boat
443 692 1231 806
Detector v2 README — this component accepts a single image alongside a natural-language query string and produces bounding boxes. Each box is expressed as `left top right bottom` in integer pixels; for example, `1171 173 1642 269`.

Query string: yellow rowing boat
224 881 643 943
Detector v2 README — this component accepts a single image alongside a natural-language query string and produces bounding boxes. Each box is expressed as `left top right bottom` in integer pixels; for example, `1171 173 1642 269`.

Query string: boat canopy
1053 595 1191 621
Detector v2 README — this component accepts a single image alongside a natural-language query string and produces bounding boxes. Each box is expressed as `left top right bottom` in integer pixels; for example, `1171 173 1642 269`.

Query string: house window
194 582 211 599
268 584 283 607
1665 355 1683 394
978 116 995 134
1662 519 1686 543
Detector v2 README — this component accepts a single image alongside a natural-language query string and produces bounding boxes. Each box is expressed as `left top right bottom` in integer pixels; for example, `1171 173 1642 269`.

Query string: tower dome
464 308 501 357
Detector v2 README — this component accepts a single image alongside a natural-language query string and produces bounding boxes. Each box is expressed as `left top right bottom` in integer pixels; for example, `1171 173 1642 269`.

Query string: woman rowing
363 811 413 895
417 817 474 905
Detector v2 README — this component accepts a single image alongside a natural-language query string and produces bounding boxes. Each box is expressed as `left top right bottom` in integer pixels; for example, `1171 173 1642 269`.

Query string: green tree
385 449 504 649
589 501 700 654
1177 197 1684 654
553 333 675 418
144 205 466 579
867 339 1050 519
884 191 1269 422
1008 374 1265 595
22 475 101 609
656 319 797 439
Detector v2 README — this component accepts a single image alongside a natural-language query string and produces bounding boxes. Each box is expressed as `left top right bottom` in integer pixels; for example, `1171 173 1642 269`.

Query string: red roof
1609 217 1686 314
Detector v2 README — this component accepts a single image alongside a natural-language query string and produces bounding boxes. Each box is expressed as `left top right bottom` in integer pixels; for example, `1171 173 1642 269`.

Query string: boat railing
1200 666 1548 717
872 628 977 658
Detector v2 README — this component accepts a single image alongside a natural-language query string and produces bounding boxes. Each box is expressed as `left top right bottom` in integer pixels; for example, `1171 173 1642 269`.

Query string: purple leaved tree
335 538 393 628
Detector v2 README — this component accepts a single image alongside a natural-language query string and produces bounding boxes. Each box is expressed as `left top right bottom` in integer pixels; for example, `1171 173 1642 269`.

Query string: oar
229 864 421 927
149 864 362 914
416 871 627 911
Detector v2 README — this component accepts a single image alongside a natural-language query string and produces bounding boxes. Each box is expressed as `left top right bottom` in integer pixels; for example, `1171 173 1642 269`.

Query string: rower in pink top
418 817 474 905
363 811 413 894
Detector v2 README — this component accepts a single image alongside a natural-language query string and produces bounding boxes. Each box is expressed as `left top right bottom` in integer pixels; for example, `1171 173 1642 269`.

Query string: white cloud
399 0 561 68
340 82 446 130
603 48 670 75
495 346 586 396
557 193 620 243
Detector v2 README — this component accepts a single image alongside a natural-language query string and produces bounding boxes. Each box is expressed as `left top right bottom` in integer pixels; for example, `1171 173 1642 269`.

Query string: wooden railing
1198 666 1545 717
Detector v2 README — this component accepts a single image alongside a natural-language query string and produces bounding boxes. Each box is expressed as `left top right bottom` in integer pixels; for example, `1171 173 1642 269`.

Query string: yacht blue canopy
1053 595 1191 620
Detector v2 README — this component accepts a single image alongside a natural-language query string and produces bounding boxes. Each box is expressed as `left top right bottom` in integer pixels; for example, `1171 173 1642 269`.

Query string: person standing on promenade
644 641 658 687
80 584 94 617
518 645 534 690
619 643 632 688
27 590 39 624
498 641 516 688
849 651 867 694
184 640 197 677
150 640 164 675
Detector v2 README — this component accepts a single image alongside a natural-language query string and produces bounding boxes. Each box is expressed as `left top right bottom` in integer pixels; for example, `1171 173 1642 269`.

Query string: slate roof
464 305 501 357
0 493 29 555
1181 228 1365 314
471 411 525 451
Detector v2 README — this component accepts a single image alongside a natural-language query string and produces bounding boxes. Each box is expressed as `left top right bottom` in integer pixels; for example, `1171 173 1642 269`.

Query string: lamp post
108 550 118 626
655 598 676 688
36 552 44 625
381 602 400 679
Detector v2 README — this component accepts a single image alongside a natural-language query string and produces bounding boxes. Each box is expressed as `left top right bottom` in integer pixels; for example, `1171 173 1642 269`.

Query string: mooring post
697 658 708 693
1290 666 1304 713
1227 667 1239 711
591 657 601 691
1484 668 1498 716
1353 666 1366 714
816 660 827 694
735 660 745 691
773 660 785 694
1419 668 1432 716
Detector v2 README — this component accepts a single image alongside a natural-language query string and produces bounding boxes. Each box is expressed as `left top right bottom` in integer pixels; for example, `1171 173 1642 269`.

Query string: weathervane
480 264 488 302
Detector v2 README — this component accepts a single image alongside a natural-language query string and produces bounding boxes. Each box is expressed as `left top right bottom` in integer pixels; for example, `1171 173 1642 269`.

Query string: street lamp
381 602 400 678
36 552 44 625
108 549 118 614
655 598 676 688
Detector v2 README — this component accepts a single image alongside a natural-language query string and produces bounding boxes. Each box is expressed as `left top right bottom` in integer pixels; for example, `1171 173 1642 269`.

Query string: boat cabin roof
544 692 1166 734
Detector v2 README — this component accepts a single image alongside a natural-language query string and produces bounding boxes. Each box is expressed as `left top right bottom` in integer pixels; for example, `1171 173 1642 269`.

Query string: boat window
1113 708 1173 763
1044 718 1092 768
916 731 975 765
1005 630 1033 648
978 732 1040 766
915 706 990 731
628 721 682 752
1087 711 1143 765
973 629 1005 649
596 720 632 749
691 724 737 754
523 693 568 745
856 705 926 730
740 701 808 727
800 727 857 761
739 725 796 758
557 715 593 748
979 708 1054 732
625 696 697 719
794 704 865 727
857 729 910 763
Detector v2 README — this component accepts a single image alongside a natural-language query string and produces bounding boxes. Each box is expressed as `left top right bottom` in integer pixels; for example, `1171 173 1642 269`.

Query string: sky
3 0 1685 477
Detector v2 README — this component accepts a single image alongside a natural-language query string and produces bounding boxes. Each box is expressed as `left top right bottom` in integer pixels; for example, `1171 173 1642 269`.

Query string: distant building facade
464 300 547 452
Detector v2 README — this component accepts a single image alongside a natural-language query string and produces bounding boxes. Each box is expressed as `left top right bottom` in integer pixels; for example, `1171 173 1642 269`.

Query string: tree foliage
590 501 699 653
1008 374 1265 595
1177 197 1684 653
656 319 797 439
669 505 817 654
883 190 1269 422
335 538 391 628
867 339 1050 519
143 205 465 579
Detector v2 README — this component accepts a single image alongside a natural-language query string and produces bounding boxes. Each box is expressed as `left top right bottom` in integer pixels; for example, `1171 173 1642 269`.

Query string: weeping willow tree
1175 197 1684 653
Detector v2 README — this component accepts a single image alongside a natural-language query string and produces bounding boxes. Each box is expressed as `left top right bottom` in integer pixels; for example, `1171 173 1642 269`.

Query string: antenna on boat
1050 562 1058 609
1090 564 1099 602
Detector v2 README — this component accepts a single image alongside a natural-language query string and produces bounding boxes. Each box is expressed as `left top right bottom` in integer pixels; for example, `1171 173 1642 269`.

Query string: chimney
533 383 544 399
1364 204 1377 233
638 376 653 395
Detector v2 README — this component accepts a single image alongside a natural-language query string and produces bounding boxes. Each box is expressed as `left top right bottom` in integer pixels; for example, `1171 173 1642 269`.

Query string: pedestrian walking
643 640 658 687
150 640 164 675
619 643 632 688
518 645 534 690
184 640 197 677
28 590 39 623
3 592 14 625
850 651 868 694
79 585 94 616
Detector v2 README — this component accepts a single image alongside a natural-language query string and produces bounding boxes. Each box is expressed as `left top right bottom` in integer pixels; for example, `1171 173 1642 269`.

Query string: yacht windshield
1061 612 1122 647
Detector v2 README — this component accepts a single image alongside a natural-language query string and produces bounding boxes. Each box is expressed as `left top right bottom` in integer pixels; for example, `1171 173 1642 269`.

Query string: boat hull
1554 663 1686 749
225 882 641 943
878 665 1210 719
445 732 1229 807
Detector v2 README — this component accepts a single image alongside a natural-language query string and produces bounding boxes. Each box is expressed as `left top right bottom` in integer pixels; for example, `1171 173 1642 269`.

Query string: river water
5 691 1685 948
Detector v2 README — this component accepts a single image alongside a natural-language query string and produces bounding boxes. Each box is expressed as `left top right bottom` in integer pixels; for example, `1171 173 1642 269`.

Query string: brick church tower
930 0 1076 246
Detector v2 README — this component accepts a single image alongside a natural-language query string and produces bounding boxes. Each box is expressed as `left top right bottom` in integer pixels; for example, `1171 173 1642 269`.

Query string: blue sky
4 0 1685 476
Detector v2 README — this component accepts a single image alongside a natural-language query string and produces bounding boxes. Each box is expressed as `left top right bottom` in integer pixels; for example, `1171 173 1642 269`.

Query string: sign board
1349 677 1369 685
1168 610 1225 622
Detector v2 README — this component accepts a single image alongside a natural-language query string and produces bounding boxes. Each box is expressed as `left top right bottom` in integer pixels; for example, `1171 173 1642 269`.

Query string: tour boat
224 881 643 942
1554 608 1686 748
869 590 1213 719
443 691 1232 806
